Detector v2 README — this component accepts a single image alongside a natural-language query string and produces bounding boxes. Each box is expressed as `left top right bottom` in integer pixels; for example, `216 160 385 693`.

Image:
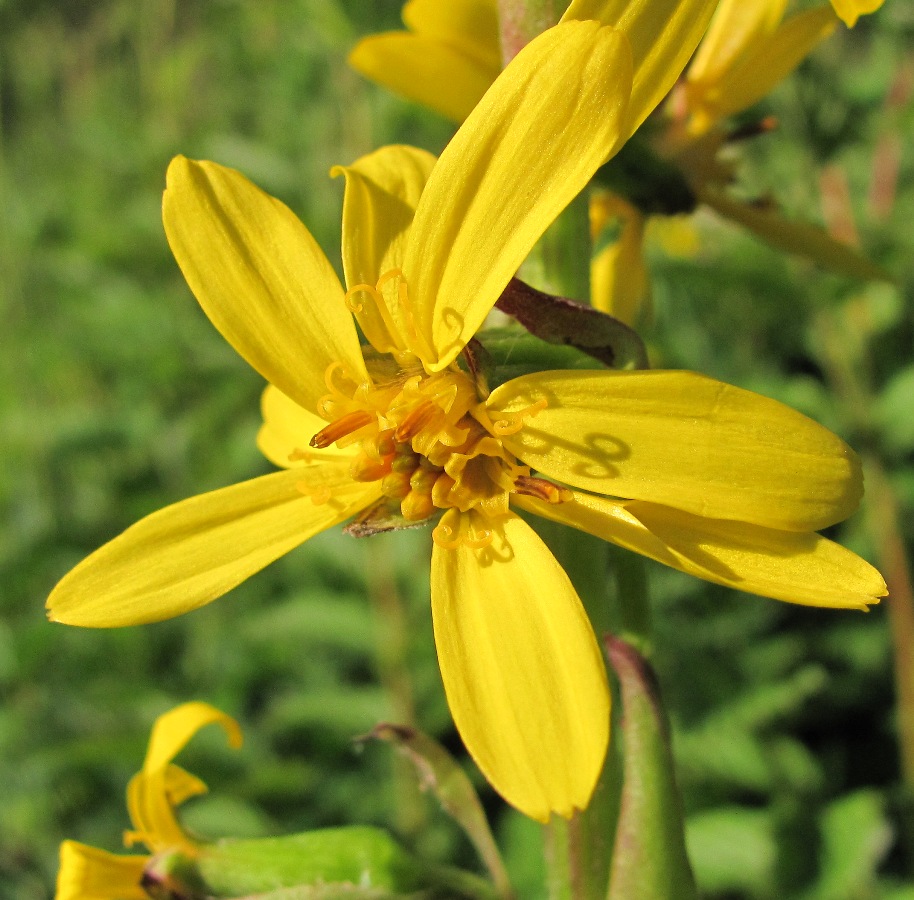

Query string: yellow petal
349 32 498 123
431 511 610 822
332 146 438 354
47 466 380 627
687 0 788 87
688 7 837 127
830 0 884 27
162 156 367 416
403 21 633 371
257 384 359 469
489 370 862 532
402 0 502 70
562 0 721 136
124 703 243 854
699 186 889 281
514 492 886 610
55 841 148 900
143 702 243 774
589 193 649 323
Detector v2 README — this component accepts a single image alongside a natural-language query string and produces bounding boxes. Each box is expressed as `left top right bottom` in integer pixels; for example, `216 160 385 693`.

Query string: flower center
309 356 556 538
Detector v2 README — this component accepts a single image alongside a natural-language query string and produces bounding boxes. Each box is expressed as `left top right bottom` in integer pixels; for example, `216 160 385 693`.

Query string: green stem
496 0 562 64
366 537 425 837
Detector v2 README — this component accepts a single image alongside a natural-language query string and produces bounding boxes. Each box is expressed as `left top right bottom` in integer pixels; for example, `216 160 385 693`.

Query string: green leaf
605 637 697 900
365 724 512 899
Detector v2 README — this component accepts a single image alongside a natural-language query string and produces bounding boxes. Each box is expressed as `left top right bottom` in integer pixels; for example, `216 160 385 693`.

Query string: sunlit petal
55 841 148 900
562 0 720 135
257 384 358 469
404 21 632 370
162 156 367 416
490 370 862 531
514 492 886 609
47 466 380 627
332 145 437 354
431 511 610 822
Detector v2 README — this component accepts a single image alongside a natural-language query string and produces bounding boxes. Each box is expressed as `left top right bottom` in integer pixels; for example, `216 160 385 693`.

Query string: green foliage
1 2 912 899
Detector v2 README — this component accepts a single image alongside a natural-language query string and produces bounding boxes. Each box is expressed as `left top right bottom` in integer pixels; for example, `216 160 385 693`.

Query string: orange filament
514 476 573 504
491 398 548 436
395 400 440 442
310 410 375 449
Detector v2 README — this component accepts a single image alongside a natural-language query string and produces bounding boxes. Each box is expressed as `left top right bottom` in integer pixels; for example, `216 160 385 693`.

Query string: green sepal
195 827 496 900
605 637 698 900
593 135 696 216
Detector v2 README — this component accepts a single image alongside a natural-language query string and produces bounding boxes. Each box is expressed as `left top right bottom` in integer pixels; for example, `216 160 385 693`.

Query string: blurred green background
1 1 913 898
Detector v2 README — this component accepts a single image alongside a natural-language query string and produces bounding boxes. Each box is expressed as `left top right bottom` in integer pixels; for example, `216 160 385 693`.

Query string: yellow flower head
48 22 884 822
55 703 242 900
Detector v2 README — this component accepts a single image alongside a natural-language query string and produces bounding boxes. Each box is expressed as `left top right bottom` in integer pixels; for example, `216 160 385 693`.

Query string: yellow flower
48 22 885 822
352 0 886 323
350 0 721 138
55 703 242 900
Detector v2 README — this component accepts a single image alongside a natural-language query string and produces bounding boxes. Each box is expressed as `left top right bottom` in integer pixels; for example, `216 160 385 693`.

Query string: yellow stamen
395 401 440 442
288 448 314 464
310 410 375 449
514 476 573 504
491 398 548 436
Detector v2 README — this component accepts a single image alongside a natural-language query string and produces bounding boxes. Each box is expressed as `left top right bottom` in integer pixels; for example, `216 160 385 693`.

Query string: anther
514 476 573 504
395 401 439 442
491 398 548 436
310 410 375 449
288 448 314 464
350 452 392 483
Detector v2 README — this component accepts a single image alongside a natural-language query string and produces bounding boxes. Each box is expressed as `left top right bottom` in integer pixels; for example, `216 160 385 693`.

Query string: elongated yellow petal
489 370 862 532
431 511 610 822
699 186 889 281
56 841 148 900
402 0 501 69
562 0 720 136
515 492 886 609
47 466 380 627
162 156 366 416
687 0 788 87
332 146 437 354
143 702 243 775
257 384 358 469
403 21 632 371
689 6 837 127
830 0 884 27
590 193 649 323
349 32 498 123
125 703 243 854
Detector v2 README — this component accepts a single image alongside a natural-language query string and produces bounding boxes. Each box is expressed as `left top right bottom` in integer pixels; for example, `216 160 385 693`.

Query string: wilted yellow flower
48 22 884 822
55 703 241 900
